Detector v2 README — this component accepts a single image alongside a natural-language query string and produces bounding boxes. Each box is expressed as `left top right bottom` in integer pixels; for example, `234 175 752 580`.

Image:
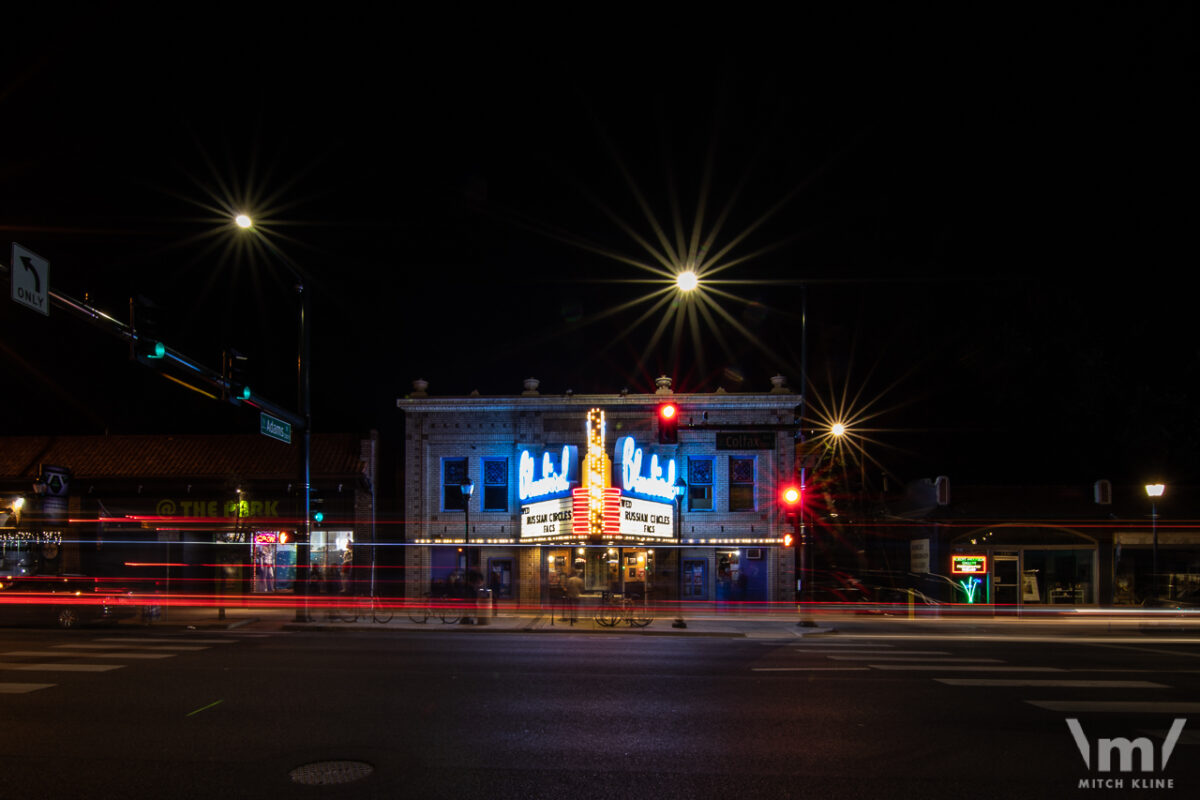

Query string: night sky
2 8 1195 489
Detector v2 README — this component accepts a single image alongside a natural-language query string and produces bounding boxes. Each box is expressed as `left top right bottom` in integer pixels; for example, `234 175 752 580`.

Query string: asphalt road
1 624 1198 799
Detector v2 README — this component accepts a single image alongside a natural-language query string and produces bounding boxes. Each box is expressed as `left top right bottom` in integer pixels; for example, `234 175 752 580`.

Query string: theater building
396 376 800 607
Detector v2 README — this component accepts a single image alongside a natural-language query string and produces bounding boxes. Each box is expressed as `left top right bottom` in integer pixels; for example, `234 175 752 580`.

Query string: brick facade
397 380 800 607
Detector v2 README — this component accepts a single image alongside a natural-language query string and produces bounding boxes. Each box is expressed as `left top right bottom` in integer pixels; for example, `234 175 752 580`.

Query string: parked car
0 574 138 629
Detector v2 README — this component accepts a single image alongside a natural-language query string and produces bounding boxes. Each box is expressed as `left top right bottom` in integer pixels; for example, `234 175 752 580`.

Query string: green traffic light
313 511 324 523
239 385 251 400
145 341 165 359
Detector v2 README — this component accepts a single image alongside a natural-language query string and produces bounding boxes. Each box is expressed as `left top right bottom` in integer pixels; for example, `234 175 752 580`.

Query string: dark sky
2 7 1195 488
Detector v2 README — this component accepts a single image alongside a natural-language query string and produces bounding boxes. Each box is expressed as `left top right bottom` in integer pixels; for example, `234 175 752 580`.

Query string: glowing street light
831 422 846 437
676 270 699 292
1146 483 1166 601
234 212 312 621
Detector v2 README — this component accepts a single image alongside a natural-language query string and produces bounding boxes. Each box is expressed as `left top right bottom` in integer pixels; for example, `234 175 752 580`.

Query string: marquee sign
518 410 677 542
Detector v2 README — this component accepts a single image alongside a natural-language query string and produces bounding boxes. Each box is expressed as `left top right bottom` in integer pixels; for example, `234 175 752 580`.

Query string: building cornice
396 392 800 414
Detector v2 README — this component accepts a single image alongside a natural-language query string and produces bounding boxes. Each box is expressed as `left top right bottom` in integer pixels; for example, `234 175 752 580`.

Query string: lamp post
1145 483 1165 601
673 474 687 629
460 477 475 622
234 214 311 623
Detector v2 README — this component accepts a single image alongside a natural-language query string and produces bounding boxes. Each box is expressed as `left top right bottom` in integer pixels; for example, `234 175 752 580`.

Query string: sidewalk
128 604 837 637
120 603 1200 638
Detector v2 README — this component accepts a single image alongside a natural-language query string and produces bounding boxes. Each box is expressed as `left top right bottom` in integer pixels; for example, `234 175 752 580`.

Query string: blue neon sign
615 436 678 502
517 445 579 502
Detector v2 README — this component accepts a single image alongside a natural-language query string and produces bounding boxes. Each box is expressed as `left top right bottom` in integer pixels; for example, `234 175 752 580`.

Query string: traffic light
311 492 325 524
223 349 251 403
657 403 679 444
131 295 166 362
781 484 801 546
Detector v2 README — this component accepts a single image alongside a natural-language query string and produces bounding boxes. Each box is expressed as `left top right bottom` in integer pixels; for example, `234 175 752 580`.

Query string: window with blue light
442 457 468 511
482 457 508 512
729 456 756 511
688 457 714 511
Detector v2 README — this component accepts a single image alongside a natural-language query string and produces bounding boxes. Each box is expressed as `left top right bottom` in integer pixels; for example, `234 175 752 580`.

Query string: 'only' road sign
10 243 49 316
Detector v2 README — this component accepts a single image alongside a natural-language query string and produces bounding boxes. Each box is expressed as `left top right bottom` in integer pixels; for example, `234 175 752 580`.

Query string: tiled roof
0 434 366 480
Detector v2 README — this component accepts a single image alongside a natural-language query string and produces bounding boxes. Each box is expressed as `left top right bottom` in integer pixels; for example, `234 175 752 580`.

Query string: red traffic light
657 403 679 444
781 485 801 505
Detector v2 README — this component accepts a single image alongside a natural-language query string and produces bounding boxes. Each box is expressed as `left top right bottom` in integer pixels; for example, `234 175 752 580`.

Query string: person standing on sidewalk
565 570 584 624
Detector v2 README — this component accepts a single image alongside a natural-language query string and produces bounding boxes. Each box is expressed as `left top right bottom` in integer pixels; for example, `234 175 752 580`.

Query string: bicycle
593 591 652 628
349 594 393 623
406 593 462 624
333 592 364 622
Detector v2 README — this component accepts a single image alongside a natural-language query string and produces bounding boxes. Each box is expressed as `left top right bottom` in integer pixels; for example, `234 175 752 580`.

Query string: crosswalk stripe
753 667 871 672
3 650 174 660
1027 700 1200 713
870 665 1066 672
936 679 1169 688
53 644 208 651
91 638 236 645
0 661 122 672
792 649 950 655
827 656 1002 662
0 682 55 693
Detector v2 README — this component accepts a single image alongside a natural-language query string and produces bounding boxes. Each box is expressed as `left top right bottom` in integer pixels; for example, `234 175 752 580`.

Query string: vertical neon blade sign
586 409 606 537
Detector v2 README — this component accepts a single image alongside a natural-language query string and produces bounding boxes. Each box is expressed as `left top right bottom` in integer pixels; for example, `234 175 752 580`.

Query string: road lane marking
4 650 174 659
752 667 872 672
791 642 894 647
0 661 122 672
93 638 236 642
827 656 1002 662
1028 701 1200 713
870 665 1066 671
91 638 236 644
53 644 209 651
792 649 948 655
1081 643 1200 659
186 699 224 717
0 682 55 693
936 679 1169 688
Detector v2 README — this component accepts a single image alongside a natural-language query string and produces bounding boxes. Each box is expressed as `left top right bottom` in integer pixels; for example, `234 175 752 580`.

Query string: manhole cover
289 760 374 785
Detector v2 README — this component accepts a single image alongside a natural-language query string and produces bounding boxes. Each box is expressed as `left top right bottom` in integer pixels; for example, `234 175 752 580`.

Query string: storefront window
1020 549 1094 605
309 530 353 593
252 531 295 593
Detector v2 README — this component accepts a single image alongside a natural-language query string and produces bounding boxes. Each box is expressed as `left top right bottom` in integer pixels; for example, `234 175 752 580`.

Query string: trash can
477 588 492 625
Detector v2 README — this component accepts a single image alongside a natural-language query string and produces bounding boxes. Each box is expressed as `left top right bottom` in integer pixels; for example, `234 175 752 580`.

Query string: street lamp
676 270 699 292
673 474 687 629
1145 483 1165 601
460 477 475 623
460 477 474 553
234 213 312 622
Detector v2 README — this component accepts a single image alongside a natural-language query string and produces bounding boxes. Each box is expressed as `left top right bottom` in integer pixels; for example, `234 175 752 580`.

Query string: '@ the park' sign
519 410 676 543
